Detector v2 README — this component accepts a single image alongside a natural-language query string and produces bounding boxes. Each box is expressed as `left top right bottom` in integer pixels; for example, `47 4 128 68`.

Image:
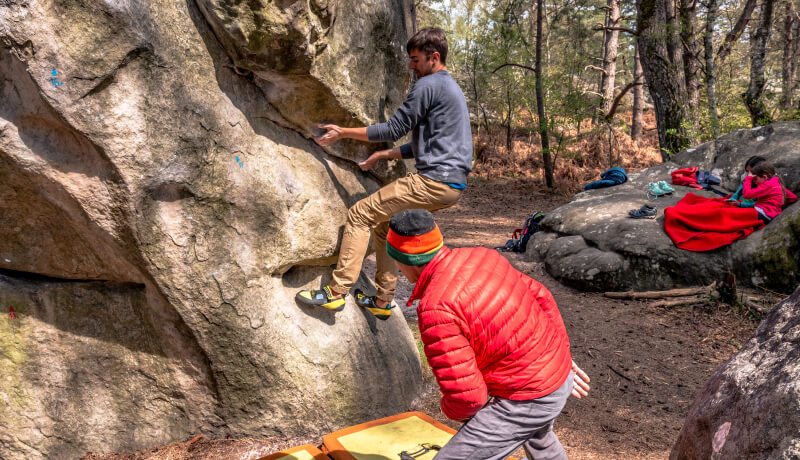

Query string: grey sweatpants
433 372 573 460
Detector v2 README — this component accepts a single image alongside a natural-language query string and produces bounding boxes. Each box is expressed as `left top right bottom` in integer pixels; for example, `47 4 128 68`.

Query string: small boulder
670 286 800 459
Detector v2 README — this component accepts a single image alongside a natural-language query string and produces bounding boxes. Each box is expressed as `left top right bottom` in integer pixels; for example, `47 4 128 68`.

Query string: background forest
413 0 800 191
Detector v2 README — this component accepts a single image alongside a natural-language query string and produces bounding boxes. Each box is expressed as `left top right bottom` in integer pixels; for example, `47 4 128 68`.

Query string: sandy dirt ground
83 178 760 460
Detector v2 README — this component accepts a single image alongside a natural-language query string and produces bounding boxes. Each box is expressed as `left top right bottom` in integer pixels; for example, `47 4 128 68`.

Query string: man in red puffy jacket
386 209 589 460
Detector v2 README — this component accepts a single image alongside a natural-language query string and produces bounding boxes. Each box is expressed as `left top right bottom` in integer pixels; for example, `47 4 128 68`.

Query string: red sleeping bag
663 193 765 251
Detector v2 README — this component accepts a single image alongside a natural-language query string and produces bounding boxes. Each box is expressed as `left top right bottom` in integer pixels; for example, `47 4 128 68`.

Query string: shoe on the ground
354 289 392 320
629 204 658 219
295 285 346 311
657 180 675 193
646 182 672 200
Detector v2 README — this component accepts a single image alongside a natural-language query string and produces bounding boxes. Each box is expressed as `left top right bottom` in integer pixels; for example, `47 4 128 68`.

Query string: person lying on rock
296 27 472 319
386 209 590 460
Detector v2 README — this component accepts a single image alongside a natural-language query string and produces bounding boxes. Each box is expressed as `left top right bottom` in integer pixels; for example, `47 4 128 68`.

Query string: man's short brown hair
406 27 448 65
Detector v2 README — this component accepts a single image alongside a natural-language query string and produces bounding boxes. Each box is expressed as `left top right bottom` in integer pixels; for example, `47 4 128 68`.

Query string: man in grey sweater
296 27 473 319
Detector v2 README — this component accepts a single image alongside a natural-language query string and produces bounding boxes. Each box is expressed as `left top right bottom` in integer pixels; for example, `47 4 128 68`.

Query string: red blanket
664 193 765 251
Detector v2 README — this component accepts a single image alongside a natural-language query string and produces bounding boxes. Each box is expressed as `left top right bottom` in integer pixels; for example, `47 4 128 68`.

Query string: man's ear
430 51 440 64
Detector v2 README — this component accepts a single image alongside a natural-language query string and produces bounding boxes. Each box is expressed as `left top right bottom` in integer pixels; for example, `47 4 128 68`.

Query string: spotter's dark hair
406 27 448 65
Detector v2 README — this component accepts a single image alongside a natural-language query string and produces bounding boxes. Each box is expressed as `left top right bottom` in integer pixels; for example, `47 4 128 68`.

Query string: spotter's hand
358 150 386 171
316 124 344 146
571 360 591 399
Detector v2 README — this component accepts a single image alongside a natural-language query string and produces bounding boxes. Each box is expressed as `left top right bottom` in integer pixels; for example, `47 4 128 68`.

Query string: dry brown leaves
472 110 661 194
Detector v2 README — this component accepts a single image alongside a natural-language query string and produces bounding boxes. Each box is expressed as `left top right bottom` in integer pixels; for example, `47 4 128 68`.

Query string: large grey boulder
670 286 800 459
527 122 800 292
0 1 420 458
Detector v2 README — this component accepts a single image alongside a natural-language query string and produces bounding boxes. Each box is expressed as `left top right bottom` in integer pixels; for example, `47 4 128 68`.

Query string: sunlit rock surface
0 1 420 457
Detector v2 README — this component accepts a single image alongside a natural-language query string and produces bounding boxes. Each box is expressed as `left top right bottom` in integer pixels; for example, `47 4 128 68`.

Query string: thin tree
718 0 758 61
631 42 645 142
744 0 776 126
704 0 721 137
599 0 623 115
535 0 553 187
680 0 701 116
780 0 799 111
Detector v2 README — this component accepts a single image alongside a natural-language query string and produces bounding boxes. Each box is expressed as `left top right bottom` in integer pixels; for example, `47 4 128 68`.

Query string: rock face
670 286 800 459
0 1 420 458
527 122 800 292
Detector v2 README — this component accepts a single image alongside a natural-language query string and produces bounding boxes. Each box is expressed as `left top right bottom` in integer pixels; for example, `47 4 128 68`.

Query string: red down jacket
409 246 572 421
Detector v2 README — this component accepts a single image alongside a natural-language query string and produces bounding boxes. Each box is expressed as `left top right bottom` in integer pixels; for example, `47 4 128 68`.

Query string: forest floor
83 177 766 460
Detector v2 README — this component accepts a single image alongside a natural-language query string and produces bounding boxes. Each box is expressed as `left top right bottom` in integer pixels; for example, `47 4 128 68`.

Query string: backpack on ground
495 211 546 253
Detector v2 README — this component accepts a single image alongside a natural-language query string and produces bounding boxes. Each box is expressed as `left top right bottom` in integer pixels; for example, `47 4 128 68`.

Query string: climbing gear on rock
495 211 546 252
629 204 658 219
295 285 346 311
354 288 392 320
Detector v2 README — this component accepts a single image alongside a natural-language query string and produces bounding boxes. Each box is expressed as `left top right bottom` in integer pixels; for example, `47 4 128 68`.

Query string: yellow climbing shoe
295 285 346 311
355 289 392 320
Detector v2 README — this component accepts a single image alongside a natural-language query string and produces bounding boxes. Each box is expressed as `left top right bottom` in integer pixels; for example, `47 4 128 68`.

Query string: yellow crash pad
322 411 518 460
258 443 328 460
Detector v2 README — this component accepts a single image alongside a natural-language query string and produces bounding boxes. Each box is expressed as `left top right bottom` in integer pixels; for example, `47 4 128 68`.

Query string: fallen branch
607 364 633 382
649 295 705 308
186 435 204 446
743 296 769 314
604 283 716 300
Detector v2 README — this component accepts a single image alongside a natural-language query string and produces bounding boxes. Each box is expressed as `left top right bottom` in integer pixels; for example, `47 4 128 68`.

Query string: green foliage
416 0 800 165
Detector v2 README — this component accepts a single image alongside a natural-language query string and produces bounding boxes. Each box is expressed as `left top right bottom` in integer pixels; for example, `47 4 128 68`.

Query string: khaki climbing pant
330 173 463 302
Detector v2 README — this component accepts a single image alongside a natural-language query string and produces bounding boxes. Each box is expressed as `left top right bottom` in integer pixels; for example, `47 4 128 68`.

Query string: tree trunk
680 0 700 116
718 0 758 61
705 0 721 138
506 85 513 152
470 54 491 136
536 0 553 187
410 0 418 34
636 0 690 159
631 42 644 142
597 8 610 103
744 0 776 126
600 0 622 115
781 0 799 110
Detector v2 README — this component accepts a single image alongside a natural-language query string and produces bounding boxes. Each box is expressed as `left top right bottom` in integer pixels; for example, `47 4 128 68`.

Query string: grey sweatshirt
366 70 472 184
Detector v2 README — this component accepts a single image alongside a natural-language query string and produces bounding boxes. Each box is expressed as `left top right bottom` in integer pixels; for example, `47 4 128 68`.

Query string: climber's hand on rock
571 360 590 398
316 124 344 146
358 150 386 171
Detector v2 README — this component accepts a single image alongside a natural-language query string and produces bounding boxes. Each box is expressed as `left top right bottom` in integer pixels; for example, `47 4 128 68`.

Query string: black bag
495 211 546 253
